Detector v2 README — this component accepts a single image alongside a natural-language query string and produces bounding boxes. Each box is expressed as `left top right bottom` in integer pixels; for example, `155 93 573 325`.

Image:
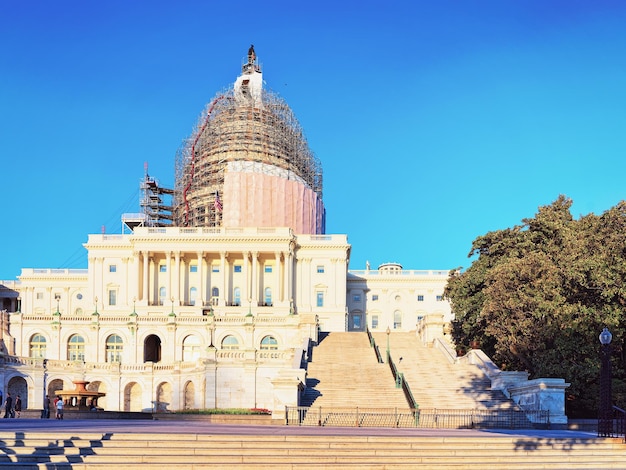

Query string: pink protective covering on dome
222 171 324 234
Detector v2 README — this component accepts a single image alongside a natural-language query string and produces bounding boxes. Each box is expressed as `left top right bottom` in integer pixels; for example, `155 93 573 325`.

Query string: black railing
387 350 418 410
611 405 626 441
367 328 384 363
285 406 550 429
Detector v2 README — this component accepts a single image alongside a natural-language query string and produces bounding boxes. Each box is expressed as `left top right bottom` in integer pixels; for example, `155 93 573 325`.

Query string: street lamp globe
599 327 612 345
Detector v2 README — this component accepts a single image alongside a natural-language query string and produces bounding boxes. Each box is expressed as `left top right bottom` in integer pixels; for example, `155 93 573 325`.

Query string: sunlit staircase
301 332 409 410
0 429 624 468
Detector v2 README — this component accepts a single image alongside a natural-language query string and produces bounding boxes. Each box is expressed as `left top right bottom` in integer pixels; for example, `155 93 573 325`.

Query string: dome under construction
172 45 325 234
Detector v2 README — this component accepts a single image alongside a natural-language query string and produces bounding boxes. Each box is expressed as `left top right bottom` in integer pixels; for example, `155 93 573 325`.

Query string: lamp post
386 326 391 363
598 327 613 437
42 358 48 418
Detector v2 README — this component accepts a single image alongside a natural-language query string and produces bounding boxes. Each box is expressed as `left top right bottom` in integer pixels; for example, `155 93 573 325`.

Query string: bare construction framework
173 80 323 228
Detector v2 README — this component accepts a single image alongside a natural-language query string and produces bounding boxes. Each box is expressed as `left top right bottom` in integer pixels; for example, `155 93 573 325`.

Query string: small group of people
41 394 63 419
53 395 64 419
2 393 22 418
1 392 65 419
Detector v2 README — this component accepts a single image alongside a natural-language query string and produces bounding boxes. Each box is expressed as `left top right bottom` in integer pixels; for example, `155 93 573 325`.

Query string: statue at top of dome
248 44 256 64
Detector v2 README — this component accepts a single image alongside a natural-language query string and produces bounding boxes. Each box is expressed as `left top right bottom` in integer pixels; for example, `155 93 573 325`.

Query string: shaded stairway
373 331 517 410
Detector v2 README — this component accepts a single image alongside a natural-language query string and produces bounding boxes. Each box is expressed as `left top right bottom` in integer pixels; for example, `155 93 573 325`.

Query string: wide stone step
1 431 625 469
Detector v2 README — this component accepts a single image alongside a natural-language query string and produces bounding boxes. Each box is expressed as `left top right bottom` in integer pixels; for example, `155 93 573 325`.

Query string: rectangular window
316 292 324 307
417 295 424 302
159 265 167 273
436 295 443 302
234 265 242 273
109 265 117 273
371 315 379 329
353 294 361 302
264 265 273 273
212 265 219 273
372 294 378 301
316 265 325 274
36 292 43 300
108 289 117 306
190 264 198 273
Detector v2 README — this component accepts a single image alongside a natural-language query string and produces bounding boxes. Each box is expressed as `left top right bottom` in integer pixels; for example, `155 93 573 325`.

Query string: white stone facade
347 262 451 333
0 230 453 414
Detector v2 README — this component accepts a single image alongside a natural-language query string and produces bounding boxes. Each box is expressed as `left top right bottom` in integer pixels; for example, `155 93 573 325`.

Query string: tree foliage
444 196 626 417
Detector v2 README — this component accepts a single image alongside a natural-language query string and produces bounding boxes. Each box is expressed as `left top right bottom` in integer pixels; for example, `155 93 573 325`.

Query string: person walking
14 395 22 418
55 397 64 420
4 393 13 418
42 395 50 419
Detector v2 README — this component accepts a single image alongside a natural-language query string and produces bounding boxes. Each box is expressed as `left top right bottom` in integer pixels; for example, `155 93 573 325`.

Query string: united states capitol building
0 47 460 416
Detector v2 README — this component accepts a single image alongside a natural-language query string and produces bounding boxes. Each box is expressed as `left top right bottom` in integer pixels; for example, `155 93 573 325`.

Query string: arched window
67 334 85 361
393 310 402 329
264 287 272 306
233 287 241 306
221 335 239 350
106 334 123 363
29 334 47 358
189 287 197 306
183 335 201 362
159 287 166 305
260 335 278 350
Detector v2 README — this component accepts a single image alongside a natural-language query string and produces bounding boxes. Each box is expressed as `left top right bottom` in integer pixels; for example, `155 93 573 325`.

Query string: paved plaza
0 418 598 439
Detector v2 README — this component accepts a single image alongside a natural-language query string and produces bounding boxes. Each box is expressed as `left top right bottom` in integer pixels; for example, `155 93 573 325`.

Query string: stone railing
349 269 449 277
0 350 294 374
463 349 570 426
17 311 303 328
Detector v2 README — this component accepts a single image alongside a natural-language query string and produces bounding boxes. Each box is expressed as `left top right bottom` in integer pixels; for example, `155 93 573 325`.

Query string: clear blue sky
1 1 626 280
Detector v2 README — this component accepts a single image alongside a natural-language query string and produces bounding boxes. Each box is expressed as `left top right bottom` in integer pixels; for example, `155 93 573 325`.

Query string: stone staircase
0 430 624 468
302 332 409 410
372 331 517 410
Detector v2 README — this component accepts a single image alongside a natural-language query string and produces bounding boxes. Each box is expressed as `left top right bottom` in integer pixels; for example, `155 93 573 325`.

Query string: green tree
445 196 626 417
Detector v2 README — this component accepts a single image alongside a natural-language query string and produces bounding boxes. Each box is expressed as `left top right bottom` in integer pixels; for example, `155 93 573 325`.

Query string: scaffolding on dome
122 164 173 232
172 78 324 230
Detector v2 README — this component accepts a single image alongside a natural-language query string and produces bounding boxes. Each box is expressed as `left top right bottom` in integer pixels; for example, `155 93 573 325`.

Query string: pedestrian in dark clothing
14 395 21 418
42 395 50 419
4 393 13 418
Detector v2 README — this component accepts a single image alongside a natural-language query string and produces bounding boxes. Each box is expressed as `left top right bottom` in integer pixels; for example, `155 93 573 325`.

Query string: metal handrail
367 328 384 363
612 405 626 442
387 351 418 410
285 406 550 429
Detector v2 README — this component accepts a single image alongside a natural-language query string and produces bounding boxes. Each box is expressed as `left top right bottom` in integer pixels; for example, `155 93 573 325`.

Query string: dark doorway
144 335 161 363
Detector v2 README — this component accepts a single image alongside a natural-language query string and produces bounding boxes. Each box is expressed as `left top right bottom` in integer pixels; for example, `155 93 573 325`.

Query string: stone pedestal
508 378 570 426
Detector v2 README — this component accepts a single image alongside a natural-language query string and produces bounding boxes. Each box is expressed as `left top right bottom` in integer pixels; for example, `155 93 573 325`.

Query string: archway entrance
144 335 161 362
7 376 28 410
124 382 142 411
155 381 172 412
48 378 64 401
184 381 196 410
88 381 107 410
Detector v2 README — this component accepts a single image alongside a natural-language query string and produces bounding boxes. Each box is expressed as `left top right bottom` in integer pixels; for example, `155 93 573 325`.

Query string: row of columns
128 250 295 308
